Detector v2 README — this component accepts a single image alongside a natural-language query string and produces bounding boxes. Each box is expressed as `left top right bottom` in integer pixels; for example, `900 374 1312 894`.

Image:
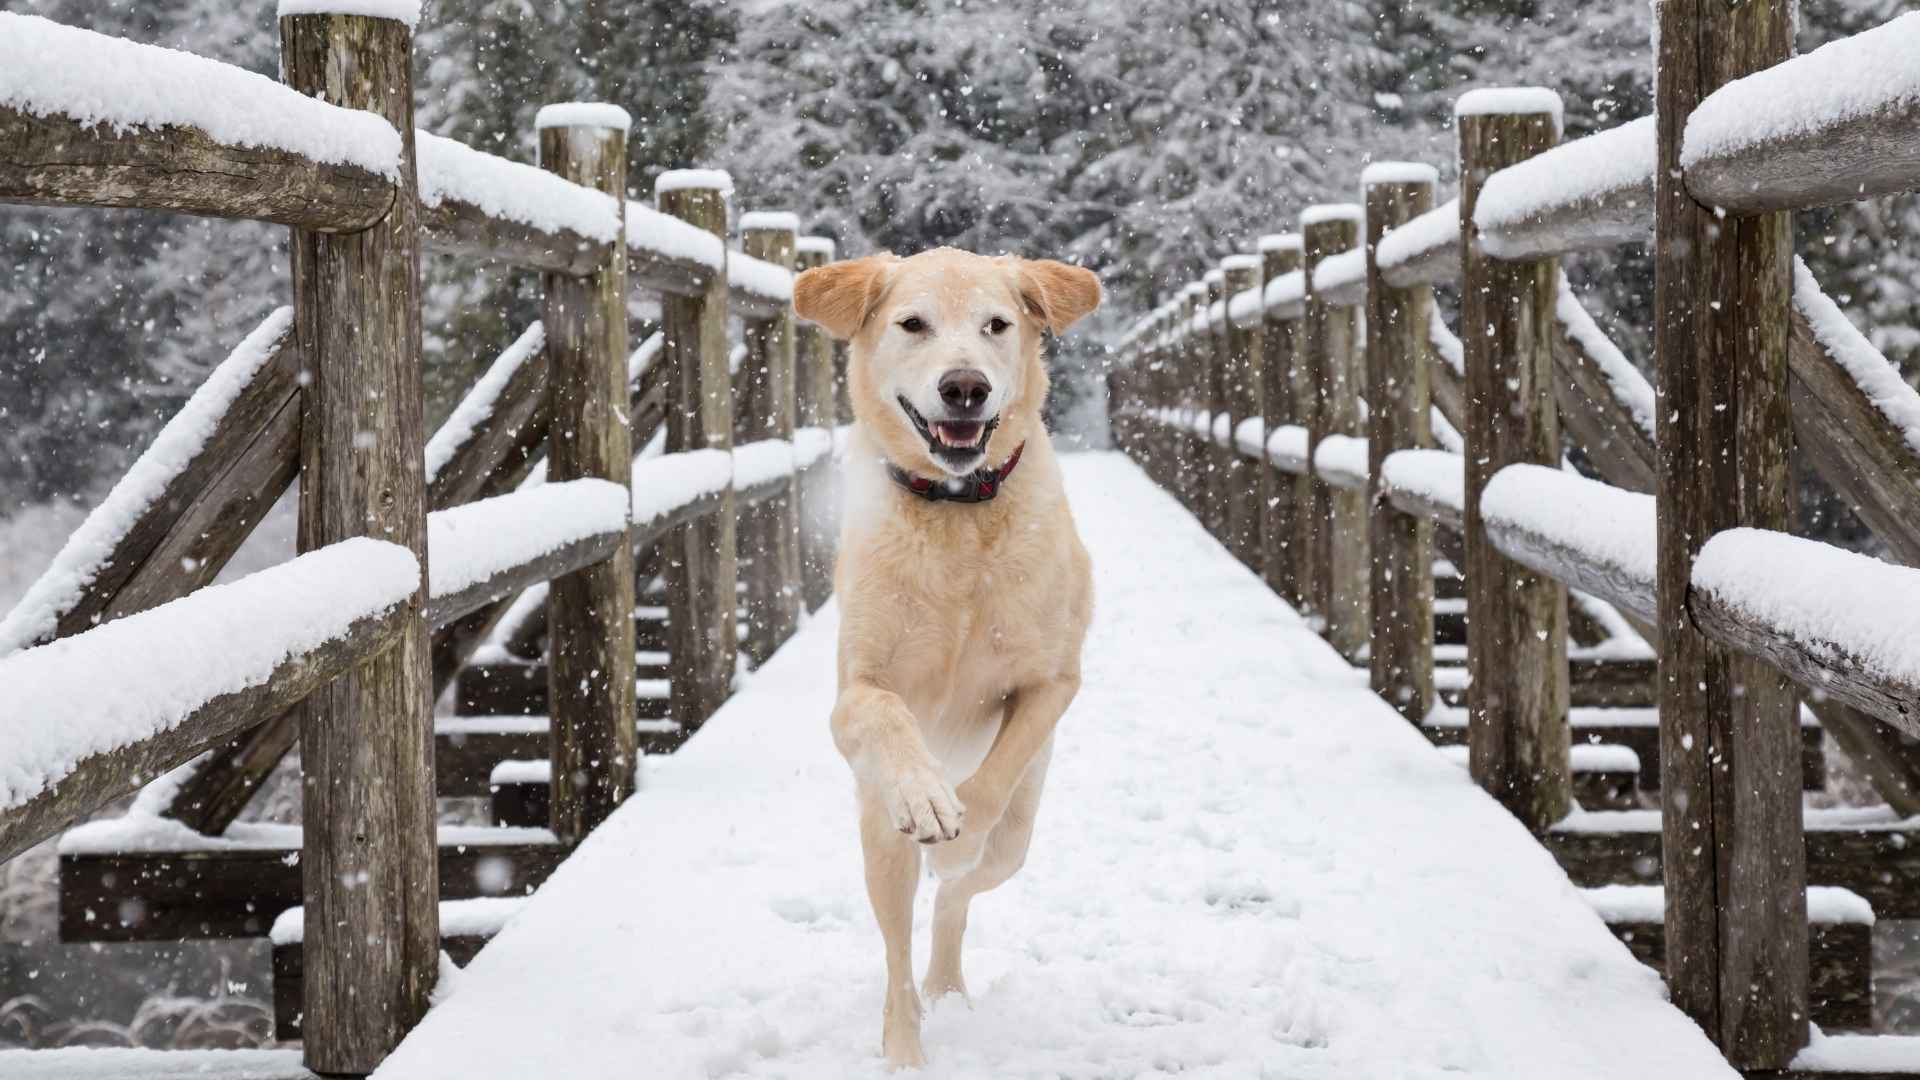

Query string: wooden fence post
658 171 738 739
1259 234 1304 606
279 7 436 1071
795 235 838 613
1363 164 1438 723
737 212 802 663
1301 204 1368 653
1179 284 1209 514
1654 1 1807 1064
1457 91 1570 831
1221 254 1264 571
537 104 636 841
1203 269 1231 539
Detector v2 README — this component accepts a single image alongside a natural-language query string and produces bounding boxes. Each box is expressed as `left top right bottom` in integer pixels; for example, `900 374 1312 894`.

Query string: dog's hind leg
861 792 927 1069
924 743 1052 1002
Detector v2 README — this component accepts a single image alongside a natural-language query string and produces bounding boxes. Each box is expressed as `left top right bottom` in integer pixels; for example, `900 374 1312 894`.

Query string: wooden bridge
2 1 1919 1077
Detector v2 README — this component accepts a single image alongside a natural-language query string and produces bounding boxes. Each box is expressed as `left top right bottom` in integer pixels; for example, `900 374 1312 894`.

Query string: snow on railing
0 537 418 813
728 250 795 304
1267 425 1312 474
1794 257 1920 459
1311 248 1368 299
0 12 402 179
626 200 726 271
631 449 733 526
0 308 294 658
1554 272 1656 442
425 322 546 484
1376 198 1460 286
1314 434 1369 490
1474 117 1654 258
425 479 630 602
1380 449 1465 524
1479 463 1655 622
417 133 619 243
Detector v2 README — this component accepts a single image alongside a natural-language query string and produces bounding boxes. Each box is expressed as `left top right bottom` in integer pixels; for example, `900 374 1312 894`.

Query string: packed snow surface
424 321 546 483
0 538 418 812
426 479 630 599
375 454 1736 1080
0 15 403 179
533 102 631 133
1683 13 1920 171
0 308 294 657
1474 117 1653 241
417 133 619 241
1693 528 1920 690
278 0 421 26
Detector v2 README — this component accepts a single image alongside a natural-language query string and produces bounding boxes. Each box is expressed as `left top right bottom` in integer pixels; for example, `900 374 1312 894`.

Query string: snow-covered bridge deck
374 453 1733 1079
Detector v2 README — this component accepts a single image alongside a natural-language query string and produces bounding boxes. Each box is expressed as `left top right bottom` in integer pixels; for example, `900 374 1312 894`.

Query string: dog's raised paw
887 764 963 844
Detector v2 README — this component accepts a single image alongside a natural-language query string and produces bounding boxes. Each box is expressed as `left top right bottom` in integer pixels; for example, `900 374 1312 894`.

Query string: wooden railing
0 5 843 1073
1109 6 1920 1074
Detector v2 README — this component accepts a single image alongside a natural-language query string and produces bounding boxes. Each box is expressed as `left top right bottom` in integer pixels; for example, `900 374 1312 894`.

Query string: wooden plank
1302 207 1368 655
420 199 603 277
59 838 567 943
658 174 739 739
1425 709 1825 793
1203 273 1232 539
0 601 408 866
276 932 493 1041
539 110 637 845
1601 911 1870 1033
1365 169 1437 724
736 218 803 665
1653 0 1808 1063
1551 279 1657 494
1259 240 1304 607
425 326 551 511
1220 256 1264 570
280 11 438 1071
1459 96 1571 832
0 107 389 231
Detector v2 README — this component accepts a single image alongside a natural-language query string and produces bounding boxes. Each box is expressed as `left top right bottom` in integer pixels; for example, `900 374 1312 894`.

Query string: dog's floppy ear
1015 259 1103 335
794 255 896 341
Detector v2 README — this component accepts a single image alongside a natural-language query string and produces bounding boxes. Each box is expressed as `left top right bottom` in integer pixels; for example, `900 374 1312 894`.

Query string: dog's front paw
886 763 964 844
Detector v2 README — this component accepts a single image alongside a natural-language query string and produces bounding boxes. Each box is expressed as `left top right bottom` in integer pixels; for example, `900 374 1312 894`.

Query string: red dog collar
887 442 1026 504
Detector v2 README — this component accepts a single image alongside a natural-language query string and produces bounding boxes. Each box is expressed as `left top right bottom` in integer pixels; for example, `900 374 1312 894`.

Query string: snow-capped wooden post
278 3 437 1071
1178 284 1208 514
658 170 738 738
795 235 838 613
536 103 636 842
1456 90 1570 832
1257 235 1304 607
1221 254 1265 571
737 212 802 662
1302 204 1368 655
1363 164 1438 724
1202 268 1231 539
1654 0 1807 1064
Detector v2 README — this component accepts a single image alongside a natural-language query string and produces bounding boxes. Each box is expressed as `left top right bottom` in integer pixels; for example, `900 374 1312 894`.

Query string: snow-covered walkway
376 453 1734 1079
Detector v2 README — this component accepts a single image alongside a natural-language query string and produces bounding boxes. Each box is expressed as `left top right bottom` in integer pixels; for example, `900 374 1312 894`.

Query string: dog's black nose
938 369 992 415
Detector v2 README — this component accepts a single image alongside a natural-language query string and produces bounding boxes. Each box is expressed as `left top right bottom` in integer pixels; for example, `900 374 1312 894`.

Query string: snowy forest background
4 0 1920 1049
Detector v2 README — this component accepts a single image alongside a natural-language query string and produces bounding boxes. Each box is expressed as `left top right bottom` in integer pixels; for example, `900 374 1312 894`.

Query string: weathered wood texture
0 107 391 231
1221 258 1265 571
1685 100 1920 216
1365 176 1436 723
1653 0 1808 1064
539 115 637 844
1302 212 1368 649
736 221 803 664
0 604 407 866
1261 244 1305 607
795 242 840 612
425 332 551 509
658 178 739 739
1460 104 1570 833
1603 913 1870 1033
281 12 438 1072
420 200 603 277
1203 275 1232 539
1426 310 1469 438
1180 291 1211 517
276 931 493 1041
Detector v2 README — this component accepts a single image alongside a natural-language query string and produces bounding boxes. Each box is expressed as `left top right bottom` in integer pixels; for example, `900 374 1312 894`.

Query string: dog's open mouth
899 397 997 470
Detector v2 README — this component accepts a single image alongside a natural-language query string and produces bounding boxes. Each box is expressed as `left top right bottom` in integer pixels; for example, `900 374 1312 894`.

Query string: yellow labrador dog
794 248 1099 1068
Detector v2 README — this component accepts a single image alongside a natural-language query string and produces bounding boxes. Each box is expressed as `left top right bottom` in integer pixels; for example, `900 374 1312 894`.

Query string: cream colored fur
793 248 1099 1068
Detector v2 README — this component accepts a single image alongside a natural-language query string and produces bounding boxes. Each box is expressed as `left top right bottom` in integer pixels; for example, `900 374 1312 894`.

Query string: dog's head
794 247 1100 478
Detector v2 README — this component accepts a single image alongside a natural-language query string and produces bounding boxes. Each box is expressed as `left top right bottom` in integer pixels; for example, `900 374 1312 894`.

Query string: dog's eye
899 317 926 334
987 317 1011 336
